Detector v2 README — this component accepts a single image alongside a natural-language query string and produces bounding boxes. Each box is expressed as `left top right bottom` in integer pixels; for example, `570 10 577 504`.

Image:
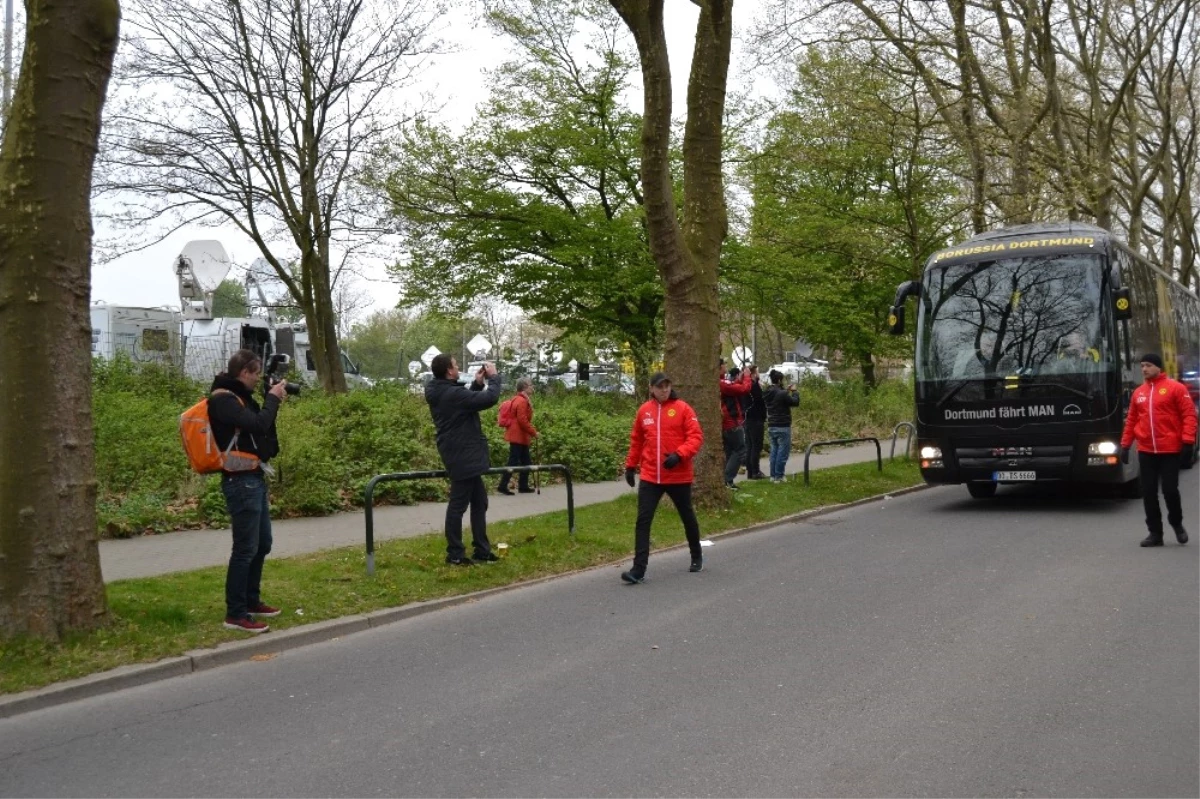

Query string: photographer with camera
426 354 502 565
718 358 753 489
763 369 800 482
207 349 288 633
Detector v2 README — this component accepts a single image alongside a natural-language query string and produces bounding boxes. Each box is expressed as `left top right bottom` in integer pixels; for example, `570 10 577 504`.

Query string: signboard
408 360 423 377
467 334 492 357
420 345 441 366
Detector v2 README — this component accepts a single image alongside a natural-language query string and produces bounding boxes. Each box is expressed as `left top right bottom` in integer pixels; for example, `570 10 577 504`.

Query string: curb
0 480 932 720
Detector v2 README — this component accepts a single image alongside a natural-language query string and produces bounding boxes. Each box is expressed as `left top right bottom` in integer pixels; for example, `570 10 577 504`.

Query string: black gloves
663 453 681 469
1120 446 1131 464
624 467 636 487
1182 443 1195 468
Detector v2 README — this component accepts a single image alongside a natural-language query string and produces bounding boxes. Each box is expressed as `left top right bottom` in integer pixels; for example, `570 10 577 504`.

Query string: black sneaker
1139 535 1164 547
517 488 536 494
445 555 475 565
1173 524 1189 544
726 482 739 491
620 571 645 584
689 556 704 573
497 487 514 496
473 551 500 563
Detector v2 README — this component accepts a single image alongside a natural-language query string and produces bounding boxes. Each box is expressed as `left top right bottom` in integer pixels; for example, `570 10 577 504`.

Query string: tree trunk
610 0 733 507
0 0 120 640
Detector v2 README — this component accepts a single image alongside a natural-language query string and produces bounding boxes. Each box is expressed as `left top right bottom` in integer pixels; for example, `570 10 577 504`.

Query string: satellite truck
175 243 370 387
176 241 277 384
90 302 182 364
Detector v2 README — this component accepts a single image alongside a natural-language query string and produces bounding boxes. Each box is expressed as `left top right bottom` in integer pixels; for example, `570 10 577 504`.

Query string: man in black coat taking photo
425 353 502 565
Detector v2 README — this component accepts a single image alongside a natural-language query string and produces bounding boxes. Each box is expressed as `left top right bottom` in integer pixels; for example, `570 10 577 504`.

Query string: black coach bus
888 222 1200 498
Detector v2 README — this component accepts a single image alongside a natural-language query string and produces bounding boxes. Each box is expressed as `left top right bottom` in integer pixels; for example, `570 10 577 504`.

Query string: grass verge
1 459 922 695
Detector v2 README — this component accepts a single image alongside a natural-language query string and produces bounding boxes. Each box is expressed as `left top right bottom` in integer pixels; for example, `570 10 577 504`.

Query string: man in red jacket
1120 353 1198 547
718 358 753 489
620 372 705 584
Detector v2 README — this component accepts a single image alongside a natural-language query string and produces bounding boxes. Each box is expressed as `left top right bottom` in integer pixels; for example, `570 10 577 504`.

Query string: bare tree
756 0 1198 283
98 0 442 392
0 0 119 640
608 0 733 505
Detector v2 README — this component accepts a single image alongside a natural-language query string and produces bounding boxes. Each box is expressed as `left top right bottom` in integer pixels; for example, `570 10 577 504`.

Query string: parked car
769 354 832 383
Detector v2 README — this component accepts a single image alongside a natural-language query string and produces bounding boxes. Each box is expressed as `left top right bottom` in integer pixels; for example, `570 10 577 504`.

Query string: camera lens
285 382 301 396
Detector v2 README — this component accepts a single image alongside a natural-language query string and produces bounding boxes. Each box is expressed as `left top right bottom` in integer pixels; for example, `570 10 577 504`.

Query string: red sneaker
224 616 269 633
248 603 281 617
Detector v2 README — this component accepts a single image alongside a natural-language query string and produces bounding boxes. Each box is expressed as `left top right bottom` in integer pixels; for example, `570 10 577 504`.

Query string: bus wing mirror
1113 287 1132 321
887 281 922 335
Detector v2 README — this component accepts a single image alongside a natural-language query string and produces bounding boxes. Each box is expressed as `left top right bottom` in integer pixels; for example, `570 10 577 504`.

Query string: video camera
264 353 301 396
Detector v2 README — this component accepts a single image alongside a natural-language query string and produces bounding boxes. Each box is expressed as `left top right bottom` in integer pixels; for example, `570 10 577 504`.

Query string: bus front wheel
967 481 998 499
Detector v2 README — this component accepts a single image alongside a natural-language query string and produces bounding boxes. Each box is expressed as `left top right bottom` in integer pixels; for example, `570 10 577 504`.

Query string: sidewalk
100 439 908 582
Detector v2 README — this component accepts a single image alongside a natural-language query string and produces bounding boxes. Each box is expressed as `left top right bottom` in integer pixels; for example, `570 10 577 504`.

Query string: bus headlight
1088 441 1118 455
919 444 943 469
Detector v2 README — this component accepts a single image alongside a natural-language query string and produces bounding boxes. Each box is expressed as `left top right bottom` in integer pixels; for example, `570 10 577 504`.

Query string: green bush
91 361 913 537
791 375 914 449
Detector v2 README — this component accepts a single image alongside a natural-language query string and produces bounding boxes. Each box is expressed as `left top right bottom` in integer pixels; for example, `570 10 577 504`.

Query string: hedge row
92 356 913 537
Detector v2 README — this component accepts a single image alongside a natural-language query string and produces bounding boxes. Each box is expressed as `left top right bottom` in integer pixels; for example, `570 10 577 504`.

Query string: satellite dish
732 346 753 368
176 240 231 321
179 241 231 292
794 339 814 358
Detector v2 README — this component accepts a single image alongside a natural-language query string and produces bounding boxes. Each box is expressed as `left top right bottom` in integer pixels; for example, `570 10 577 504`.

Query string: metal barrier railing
802 438 882 485
363 464 574 575
890 422 915 460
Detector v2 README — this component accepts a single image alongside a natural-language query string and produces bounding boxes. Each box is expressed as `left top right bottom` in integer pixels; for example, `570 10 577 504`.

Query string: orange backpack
179 389 262 474
497 397 516 428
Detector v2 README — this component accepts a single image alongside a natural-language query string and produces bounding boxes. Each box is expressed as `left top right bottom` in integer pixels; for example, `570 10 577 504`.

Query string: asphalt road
3 474 1197 798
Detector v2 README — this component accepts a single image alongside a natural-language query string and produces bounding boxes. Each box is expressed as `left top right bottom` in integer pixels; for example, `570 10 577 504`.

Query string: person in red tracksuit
1120 353 1198 547
718 359 753 489
620 372 705 584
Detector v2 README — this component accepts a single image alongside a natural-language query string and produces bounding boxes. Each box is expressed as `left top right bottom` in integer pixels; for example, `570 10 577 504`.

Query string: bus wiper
935 380 973 409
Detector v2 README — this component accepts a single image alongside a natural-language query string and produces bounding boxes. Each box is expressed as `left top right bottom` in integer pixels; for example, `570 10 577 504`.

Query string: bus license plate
994 470 1036 481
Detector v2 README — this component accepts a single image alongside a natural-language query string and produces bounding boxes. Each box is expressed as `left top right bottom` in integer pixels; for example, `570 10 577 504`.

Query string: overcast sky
90 0 766 319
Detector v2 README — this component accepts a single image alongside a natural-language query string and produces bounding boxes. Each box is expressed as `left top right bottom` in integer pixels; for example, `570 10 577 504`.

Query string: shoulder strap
209 388 247 453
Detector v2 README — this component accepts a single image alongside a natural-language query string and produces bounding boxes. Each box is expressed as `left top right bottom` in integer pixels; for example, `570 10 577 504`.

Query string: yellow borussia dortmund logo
1116 297 1129 311
888 313 897 326
1160 387 1168 395
667 408 676 417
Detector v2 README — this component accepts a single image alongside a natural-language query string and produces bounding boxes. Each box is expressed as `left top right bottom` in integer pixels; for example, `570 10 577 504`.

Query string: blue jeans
768 427 792 479
222 471 273 619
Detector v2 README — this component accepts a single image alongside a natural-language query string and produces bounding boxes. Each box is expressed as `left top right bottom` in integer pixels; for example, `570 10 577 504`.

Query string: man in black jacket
208 349 288 633
743 364 767 479
426 353 502 565
763 369 800 482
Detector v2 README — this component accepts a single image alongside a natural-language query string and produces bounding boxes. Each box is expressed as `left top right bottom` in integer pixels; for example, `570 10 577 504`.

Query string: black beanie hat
1139 353 1164 369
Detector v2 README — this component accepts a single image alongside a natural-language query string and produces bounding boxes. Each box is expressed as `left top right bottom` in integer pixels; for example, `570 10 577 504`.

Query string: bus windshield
916 254 1111 401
